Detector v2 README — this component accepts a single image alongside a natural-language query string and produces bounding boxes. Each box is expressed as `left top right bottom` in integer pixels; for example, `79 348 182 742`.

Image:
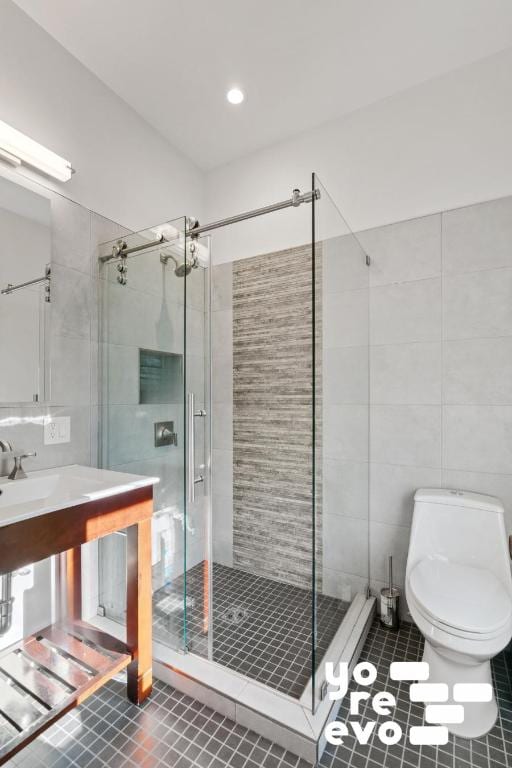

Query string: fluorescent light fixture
0 119 73 182
226 87 244 105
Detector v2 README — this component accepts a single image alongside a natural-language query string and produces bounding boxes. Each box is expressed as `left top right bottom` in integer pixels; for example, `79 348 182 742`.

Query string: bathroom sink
0 464 158 528
0 471 62 507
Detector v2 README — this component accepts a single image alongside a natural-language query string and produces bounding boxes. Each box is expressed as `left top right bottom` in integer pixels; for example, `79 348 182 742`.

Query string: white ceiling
13 0 512 170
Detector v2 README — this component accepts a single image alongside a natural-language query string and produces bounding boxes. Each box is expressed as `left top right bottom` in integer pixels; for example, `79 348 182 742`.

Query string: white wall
0 0 204 229
205 46 512 264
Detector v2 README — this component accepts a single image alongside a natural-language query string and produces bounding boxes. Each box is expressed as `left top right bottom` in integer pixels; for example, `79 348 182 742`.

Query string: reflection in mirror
0 175 51 403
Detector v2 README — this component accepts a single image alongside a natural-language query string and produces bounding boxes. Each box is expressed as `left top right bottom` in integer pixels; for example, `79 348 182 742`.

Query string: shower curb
154 596 376 763
88 597 375 763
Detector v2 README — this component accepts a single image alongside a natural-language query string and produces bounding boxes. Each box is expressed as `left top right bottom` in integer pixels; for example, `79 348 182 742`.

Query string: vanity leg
66 546 82 621
126 518 153 704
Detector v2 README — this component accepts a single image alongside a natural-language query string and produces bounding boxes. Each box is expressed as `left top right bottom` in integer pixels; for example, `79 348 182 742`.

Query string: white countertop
0 464 159 529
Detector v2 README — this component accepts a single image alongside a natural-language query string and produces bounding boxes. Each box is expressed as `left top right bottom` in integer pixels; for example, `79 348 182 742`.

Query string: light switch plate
44 416 71 445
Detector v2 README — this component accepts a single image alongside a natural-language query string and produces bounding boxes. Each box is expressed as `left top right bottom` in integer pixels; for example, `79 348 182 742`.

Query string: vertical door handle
187 393 205 504
187 392 195 504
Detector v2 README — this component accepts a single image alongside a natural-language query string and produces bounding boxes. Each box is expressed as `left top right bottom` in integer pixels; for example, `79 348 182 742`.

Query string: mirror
0 174 51 403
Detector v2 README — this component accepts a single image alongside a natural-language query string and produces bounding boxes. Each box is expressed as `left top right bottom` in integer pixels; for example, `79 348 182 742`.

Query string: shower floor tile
152 561 349 699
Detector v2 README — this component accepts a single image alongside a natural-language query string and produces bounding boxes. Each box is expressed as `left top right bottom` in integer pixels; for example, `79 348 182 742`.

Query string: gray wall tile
323 234 368 292
323 514 368 579
444 337 512 405
370 521 411 587
212 494 234 567
51 263 91 339
323 569 368 602
443 196 512 275
212 448 234 499
371 405 442 467
323 288 368 348
324 346 369 404
211 265 234 566
211 309 233 354
443 405 512 474
443 267 512 340
360 214 441 287
370 277 442 345
324 459 369 520
51 194 92 274
370 342 442 405
324 404 369 462
212 262 233 311
103 343 140 405
50 334 91 406
442 468 512 533
370 463 442 527
212 402 233 451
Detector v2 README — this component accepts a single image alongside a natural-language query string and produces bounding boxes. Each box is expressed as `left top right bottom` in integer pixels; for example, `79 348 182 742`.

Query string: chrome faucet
8 451 36 480
0 440 13 478
0 441 36 479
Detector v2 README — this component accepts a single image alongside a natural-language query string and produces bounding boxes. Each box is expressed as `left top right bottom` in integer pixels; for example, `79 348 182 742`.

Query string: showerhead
160 240 202 277
160 253 197 277
174 261 194 277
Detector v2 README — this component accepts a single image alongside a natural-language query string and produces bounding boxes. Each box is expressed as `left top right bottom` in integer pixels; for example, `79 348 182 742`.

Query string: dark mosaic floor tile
4 620 512 768
153 561 348 698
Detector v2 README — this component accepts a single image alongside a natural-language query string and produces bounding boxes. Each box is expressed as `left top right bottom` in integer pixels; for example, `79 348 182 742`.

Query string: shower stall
95 174 373 749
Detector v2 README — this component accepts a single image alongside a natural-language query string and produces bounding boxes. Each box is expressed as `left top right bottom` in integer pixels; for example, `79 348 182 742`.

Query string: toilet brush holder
380 555 400 631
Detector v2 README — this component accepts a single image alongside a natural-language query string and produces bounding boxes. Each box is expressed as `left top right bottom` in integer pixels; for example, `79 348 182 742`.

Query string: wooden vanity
0 466 156 765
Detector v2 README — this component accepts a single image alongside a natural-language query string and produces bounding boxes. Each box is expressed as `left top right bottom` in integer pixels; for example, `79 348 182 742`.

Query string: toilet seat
408 558 512 639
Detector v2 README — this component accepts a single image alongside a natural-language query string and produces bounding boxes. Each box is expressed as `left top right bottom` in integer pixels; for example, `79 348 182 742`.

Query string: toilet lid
409 559 512 635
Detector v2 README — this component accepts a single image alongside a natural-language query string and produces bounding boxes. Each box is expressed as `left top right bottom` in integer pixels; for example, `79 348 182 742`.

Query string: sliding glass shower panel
98 218 190 653
312 173 370 712
153 233 211 656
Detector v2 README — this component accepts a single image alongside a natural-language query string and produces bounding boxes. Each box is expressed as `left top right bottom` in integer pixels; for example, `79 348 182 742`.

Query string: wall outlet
44 416 71 445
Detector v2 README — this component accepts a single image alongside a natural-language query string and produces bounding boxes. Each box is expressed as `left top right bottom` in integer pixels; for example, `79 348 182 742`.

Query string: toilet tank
407 488 512 591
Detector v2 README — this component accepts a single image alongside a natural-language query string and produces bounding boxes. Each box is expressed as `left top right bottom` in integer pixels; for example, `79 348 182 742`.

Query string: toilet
406 488 512 739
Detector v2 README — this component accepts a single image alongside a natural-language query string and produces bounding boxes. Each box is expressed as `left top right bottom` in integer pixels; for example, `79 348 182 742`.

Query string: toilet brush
380 555 400 630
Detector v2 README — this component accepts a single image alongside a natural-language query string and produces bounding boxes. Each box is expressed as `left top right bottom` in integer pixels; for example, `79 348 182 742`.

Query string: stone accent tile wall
232 244 321 589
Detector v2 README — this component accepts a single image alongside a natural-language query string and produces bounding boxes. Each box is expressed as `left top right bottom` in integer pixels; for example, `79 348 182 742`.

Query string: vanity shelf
0 621 131 763
0 465 157 766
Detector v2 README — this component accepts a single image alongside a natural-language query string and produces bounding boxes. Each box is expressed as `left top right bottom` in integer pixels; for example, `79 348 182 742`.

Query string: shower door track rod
187 187 320 238
99 188 320 263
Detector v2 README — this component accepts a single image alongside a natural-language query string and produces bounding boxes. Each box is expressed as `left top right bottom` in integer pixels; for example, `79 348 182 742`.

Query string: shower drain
220 605 250 625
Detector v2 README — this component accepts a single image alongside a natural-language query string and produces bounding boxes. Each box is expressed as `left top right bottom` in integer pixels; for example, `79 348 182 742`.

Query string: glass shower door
181 233 211 657
98 217 191 653
311 173 370 711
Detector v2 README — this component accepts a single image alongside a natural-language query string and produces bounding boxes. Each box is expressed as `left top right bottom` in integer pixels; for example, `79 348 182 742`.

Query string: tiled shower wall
212 194 512 613
211 263 234 567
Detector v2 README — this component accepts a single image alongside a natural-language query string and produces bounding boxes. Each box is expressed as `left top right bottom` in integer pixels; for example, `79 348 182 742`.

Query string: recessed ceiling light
226 88 244 105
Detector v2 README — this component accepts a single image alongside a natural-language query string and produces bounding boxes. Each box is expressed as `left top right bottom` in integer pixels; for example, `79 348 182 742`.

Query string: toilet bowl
406 489 512 739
